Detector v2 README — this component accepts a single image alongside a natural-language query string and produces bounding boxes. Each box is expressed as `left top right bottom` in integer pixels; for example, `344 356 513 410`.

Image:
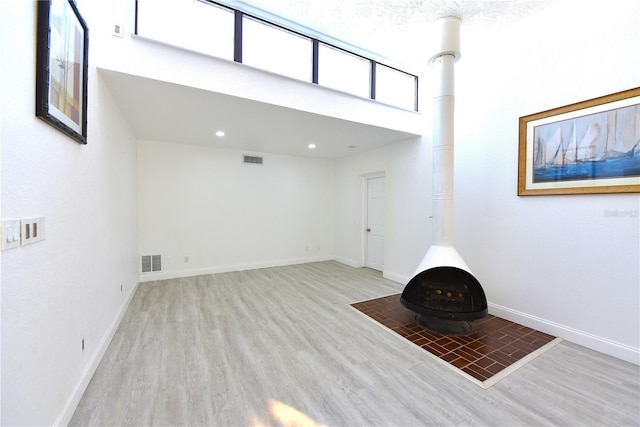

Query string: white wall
333 136 432 279
0 2 139 425
137 140 335 280
455 0 640 362
0 23 3 423
335 0 640 363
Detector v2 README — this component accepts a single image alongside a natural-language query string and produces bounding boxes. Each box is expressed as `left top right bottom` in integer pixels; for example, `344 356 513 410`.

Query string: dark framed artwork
36 0 89 144
518 87 640 195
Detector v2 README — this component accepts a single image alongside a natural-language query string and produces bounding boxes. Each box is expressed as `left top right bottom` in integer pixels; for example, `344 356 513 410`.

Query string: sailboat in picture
576 121 601 162
604 104 640 159
534 127 563 168
564 122 578 164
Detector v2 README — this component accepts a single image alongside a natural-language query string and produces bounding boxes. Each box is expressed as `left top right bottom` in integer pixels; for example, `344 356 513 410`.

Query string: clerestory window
135 0 418 111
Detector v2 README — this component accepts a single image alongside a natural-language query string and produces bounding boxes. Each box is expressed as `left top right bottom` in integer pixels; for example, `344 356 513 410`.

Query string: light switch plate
1 219 21 251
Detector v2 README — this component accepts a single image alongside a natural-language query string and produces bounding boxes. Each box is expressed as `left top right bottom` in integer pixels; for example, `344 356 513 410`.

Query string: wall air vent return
141 255 162 273
243 155 264 165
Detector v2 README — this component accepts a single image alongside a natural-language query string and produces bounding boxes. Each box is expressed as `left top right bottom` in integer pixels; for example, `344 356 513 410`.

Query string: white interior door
366 176 385 271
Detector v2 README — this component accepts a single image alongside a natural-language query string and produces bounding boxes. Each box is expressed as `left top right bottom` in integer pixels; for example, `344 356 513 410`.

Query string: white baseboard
382 270 409 285
138 256 334 282
332 256 362 268
54 282 140 426
332 260 409 287
489 302 639 365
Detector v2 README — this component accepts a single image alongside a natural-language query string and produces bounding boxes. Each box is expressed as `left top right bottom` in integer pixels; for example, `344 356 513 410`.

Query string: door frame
362 172 385 270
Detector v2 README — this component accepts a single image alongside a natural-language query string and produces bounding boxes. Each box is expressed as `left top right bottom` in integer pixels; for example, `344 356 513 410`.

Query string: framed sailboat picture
518 87 640 195
36 0 89 144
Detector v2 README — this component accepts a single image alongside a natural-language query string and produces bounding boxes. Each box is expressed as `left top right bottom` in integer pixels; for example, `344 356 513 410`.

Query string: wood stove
401 266 487 334
400 17 488 335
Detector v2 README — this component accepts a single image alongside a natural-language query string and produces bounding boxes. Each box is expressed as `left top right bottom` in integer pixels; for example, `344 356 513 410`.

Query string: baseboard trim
138 256 334 282
489 302 639 365
332 256 362 268
54 282 140 426
382 270 409 285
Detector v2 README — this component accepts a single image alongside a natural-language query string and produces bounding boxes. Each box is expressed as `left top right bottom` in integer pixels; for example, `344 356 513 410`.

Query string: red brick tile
451 335 473 344
425 343 448 355
474 357 494 370
485 362 507 375
350 294 556 384
450 357 470 369
441 352 459 363
490 350 518 366
466 340 485 351
412 337 428 347
501 344 519 356
463 364 492 381
442 341 461 351
512 349 529 360
418 331 439 341
455 346 484 362
435 337 453 346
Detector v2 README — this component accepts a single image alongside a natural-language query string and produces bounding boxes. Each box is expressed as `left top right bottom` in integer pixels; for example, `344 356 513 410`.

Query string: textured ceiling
231 0 558 69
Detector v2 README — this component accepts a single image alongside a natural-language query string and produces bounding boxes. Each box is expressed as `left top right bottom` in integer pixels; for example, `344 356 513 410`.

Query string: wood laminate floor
70 261 640 426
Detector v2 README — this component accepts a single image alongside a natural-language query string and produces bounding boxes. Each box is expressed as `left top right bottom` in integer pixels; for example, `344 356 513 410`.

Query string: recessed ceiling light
308 143 316 149
215 130 225 137
348 145 357 150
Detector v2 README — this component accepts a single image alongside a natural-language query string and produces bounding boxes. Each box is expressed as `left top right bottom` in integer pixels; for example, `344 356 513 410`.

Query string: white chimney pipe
412 16 474 276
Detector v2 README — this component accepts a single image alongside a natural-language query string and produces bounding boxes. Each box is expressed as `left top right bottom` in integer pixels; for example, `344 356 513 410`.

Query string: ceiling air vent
243 155 264 165
141 255 162 273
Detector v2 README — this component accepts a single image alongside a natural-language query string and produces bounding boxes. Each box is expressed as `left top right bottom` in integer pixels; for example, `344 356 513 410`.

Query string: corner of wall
382 270 410 285
54 282 139 426
332 256 362 269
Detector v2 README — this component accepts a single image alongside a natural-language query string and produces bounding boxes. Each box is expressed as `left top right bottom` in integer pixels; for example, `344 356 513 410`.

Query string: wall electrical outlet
1 219 21 251
21 217 45 246
112 23 124 38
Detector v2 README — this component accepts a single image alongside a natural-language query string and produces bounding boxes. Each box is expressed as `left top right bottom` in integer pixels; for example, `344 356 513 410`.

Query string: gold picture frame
518 87 640 195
